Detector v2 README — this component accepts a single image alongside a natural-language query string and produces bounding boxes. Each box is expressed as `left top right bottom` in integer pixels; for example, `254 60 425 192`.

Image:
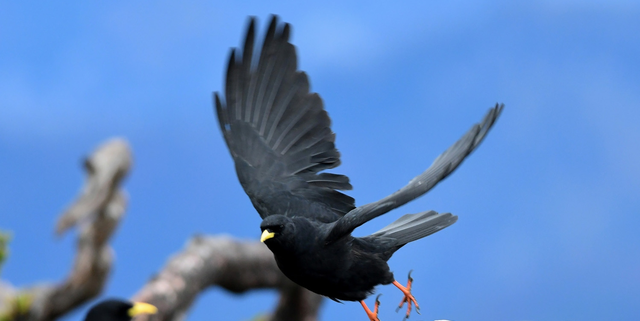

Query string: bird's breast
270 241 390 301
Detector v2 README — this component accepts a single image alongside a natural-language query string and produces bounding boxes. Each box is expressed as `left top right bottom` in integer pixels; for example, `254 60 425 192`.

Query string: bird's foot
393 270 420 320
360 294 382 321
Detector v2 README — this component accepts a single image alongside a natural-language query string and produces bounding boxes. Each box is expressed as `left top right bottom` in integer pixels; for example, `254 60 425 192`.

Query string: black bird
214 15 502 320
84 299 157 321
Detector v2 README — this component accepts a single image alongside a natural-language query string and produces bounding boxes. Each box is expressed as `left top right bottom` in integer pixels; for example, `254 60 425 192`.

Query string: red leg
393 270 420 319
360 294 381 321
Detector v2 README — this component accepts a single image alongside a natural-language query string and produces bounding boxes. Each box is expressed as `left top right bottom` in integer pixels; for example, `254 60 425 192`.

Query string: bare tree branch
131 236 323 321
55 139 132 235
0 138 132 321
1 138 324 321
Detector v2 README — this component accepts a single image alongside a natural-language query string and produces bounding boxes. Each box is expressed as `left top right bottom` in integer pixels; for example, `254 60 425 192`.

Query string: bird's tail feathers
371 210 457 247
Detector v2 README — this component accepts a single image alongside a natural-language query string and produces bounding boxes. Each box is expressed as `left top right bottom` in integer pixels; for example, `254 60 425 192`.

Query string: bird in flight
214 15 502 321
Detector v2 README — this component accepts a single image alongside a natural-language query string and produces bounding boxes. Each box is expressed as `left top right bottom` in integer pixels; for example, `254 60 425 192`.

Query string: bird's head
260 215 297 247
84 299 157 321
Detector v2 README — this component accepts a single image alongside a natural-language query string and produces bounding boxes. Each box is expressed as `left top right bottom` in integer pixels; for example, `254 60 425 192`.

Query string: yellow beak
260 229 275 242
128 302 158 317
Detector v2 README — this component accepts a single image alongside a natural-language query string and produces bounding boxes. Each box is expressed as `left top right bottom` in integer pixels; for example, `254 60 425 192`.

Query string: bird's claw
360 295 382 321
393 273 420 320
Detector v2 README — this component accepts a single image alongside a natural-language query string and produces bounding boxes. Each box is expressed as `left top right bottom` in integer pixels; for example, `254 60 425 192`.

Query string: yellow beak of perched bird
84 299 157 321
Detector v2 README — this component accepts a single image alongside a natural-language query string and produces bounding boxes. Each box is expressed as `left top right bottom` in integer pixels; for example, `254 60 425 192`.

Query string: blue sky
1 1 639 320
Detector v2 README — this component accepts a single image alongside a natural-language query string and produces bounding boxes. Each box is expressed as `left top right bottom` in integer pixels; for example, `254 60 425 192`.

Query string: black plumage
84 299 157 321
214 15 502 320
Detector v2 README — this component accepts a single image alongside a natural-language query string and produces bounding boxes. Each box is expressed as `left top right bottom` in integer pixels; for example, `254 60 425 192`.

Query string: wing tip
268 14 278 28
214 92 223 109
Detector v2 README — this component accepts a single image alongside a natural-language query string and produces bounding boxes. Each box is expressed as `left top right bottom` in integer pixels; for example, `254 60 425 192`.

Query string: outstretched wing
327 104 503 242
214 16 355 222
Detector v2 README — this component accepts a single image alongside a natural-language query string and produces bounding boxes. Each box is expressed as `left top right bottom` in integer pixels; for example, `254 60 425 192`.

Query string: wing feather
214 16 355 221
327 104 503 242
